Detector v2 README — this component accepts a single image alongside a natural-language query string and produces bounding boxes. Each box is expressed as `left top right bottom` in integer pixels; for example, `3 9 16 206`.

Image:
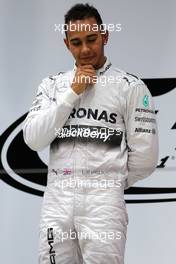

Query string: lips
80 57 94 59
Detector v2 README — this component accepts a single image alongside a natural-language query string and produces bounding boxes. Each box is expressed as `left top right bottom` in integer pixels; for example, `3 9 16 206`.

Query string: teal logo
143 95 149 107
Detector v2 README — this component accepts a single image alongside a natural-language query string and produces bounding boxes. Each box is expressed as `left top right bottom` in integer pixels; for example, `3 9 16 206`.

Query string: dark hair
64 3 103 26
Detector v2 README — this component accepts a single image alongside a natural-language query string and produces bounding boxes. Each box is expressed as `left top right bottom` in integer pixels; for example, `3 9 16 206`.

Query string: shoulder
111 66 145 87
40 70 72 91
43 71 67 83
109 66 150 103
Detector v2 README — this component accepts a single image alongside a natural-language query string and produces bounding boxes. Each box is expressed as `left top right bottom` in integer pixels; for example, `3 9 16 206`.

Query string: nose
81 42 91 55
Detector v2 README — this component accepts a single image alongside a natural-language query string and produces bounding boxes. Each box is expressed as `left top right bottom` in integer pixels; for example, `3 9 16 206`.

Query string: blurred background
0 0 176 263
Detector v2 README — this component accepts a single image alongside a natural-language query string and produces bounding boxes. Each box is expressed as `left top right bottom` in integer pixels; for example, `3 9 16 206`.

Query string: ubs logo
0 78 176 203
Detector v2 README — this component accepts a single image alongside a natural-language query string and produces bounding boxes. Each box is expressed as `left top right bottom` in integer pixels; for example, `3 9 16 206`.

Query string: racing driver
23 3 159 264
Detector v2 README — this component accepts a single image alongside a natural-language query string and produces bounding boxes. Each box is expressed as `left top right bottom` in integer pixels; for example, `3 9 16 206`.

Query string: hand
71 64 97 95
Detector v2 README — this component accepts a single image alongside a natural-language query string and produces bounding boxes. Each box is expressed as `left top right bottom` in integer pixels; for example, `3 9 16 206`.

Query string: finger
79 64 95 70
75 73 97 83
82 68 95 73
80 70 96 76
79 73 97 80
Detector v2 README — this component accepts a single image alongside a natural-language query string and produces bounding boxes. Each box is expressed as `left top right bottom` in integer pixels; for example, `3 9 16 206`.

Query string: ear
64 38 70 50
102 30 109 45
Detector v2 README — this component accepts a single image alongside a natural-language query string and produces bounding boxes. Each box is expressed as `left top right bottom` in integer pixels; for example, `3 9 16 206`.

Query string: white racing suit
23 58 158 264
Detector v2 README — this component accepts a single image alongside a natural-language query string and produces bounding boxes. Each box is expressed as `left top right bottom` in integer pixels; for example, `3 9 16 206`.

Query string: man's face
64 17 108 69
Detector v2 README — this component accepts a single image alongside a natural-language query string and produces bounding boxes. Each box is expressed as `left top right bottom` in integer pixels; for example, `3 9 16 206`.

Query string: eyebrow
70 33 98 42
87 34 98 38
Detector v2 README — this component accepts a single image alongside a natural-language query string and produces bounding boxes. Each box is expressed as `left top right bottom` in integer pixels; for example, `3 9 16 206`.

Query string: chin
79 57 97 66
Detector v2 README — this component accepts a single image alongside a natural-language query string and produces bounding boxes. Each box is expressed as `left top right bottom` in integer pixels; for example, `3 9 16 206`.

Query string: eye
71 40 81 46
87 38 96 42
72 42 81 46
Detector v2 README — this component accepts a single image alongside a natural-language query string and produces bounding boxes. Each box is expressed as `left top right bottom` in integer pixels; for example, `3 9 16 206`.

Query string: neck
75 56 107 69
94 56 107 70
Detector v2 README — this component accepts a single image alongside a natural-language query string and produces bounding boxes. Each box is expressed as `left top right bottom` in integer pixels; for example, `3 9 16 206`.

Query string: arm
23 76 79 151
124 80 159 189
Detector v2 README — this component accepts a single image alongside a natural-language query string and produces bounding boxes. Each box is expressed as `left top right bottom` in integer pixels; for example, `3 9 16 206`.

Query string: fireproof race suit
23 58 158 264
